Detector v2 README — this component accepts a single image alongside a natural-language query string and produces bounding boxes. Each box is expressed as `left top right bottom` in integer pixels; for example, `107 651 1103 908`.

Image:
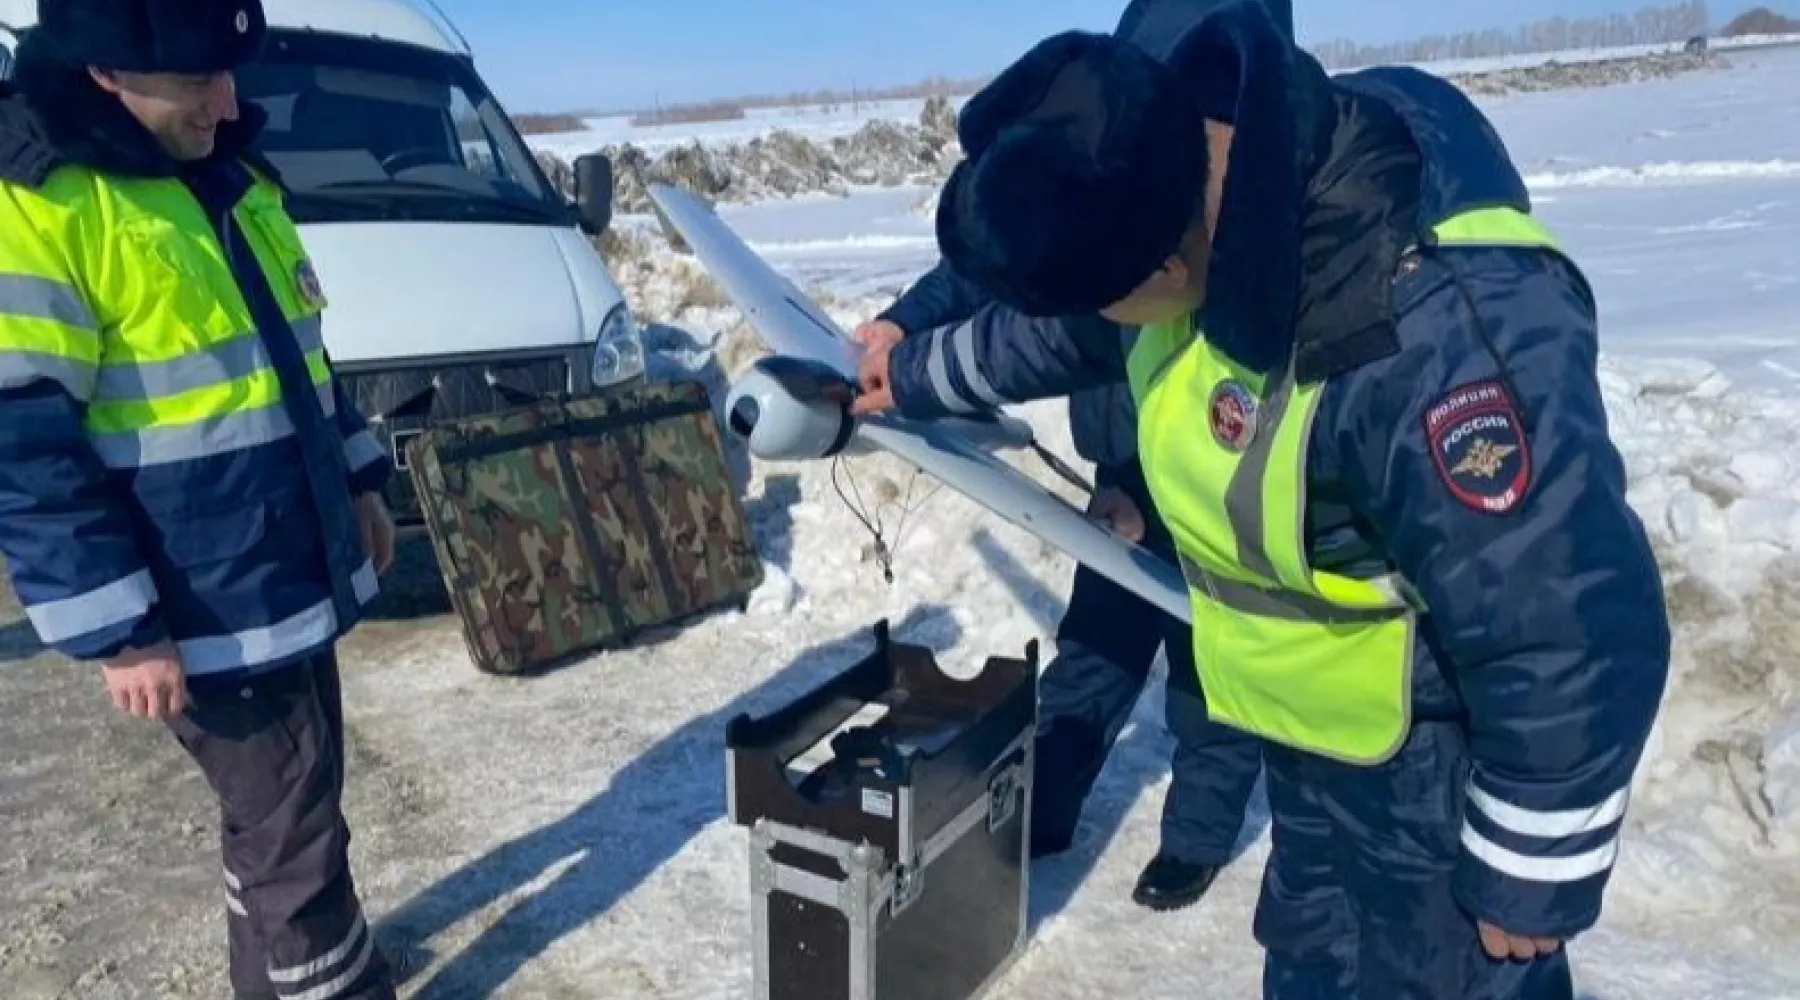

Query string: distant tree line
581 74 993 124
629 99 750 128
1307 1 1711 68
740 74 993 113
1721 5 1800 33
511 112 589 135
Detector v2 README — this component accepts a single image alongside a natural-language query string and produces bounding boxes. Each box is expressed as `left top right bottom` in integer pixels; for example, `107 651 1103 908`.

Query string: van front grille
336 353 573 527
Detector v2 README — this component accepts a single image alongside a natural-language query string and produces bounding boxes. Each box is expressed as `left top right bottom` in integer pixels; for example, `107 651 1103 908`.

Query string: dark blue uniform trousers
1256 721 1575 999
1032 459 1264 864
169 652 396 1000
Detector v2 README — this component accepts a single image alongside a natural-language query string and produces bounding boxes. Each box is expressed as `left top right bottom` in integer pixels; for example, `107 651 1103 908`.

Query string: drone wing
645 183 1192 624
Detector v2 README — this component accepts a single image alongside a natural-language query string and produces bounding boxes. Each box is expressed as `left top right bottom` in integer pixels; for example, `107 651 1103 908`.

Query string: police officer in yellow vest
0 2 399 998
852 3 1671 996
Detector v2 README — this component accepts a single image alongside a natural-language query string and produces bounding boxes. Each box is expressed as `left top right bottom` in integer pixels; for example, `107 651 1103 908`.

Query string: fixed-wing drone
644 182 1192 625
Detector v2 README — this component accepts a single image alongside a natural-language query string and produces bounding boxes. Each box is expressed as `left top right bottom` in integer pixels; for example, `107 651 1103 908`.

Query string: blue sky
428 0 1800 112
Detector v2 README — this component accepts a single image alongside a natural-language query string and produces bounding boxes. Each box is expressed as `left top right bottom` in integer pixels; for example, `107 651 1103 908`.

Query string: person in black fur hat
853 2 1670 997
0 3 403 999
30 0 268 161
851 0 1281 920
932 30 1221 328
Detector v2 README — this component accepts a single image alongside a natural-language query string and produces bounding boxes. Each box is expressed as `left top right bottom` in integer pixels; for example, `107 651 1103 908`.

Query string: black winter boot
1130 852 1222 912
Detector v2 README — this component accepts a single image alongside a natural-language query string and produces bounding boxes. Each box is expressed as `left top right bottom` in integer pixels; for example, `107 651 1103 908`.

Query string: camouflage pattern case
405 380 764 675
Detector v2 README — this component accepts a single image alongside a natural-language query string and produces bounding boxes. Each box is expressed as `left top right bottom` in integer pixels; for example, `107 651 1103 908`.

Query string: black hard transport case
724 620 1039 1000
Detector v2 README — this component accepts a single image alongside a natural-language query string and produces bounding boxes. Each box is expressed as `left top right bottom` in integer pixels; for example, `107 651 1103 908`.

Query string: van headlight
591 302 646 388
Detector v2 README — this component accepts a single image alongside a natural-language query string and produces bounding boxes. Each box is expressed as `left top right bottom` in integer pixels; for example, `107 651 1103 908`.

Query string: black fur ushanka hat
31 0 267 74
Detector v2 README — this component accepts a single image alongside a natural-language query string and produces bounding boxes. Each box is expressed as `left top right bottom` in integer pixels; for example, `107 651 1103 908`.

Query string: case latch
987 750 1026 833
890 860 924 917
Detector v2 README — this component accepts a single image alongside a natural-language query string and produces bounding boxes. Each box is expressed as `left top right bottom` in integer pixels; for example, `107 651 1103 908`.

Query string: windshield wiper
310 178 474 195
292 182 572 225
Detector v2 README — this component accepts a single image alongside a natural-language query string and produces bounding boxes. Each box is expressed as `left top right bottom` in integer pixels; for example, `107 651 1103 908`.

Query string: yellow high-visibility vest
0 161 335 468
1127 206 1564 765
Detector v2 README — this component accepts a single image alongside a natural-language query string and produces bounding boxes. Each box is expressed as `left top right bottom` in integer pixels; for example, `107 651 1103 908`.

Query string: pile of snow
1450 49 1723 96
597 220 860 346
1579 356 1800 961
532 97 950 159
595 224 733 319
535 97 962 216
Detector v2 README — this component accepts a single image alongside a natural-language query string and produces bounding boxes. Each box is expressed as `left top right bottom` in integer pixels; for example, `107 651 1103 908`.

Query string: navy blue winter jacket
882 14 1670 941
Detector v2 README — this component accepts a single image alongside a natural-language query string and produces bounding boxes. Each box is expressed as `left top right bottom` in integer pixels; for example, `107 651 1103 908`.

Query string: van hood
299 221 627 365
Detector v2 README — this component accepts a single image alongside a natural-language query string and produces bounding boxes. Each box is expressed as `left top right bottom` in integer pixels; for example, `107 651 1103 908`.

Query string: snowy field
530 97 948 159
526 34 1800 161
3 36 1800 1000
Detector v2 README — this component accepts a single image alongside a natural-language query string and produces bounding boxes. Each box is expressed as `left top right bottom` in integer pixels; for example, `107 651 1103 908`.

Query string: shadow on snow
377 604 963 999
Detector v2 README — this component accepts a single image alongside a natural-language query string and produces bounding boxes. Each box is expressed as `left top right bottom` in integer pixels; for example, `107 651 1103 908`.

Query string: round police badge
1208 379 1258 452
295 259 326 309
235 10 249 33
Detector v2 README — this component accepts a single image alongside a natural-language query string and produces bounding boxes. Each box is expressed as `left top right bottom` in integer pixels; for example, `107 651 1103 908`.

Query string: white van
0 0 645 529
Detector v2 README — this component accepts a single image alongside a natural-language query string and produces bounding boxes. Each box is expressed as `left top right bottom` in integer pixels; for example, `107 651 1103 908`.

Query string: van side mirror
573 153 613 236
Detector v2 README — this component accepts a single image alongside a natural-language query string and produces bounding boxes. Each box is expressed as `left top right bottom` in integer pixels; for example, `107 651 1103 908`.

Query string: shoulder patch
1423 378 1531 514
296 258 326 309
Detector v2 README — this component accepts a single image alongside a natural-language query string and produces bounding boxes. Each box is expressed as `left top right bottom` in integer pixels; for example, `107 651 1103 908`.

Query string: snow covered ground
3 32 1800 1000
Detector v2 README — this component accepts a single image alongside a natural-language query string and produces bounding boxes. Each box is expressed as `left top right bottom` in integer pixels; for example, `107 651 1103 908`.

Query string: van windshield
238 30 571 227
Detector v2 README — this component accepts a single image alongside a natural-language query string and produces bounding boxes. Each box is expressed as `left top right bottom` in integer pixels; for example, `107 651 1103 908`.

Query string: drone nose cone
726 360 857 461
